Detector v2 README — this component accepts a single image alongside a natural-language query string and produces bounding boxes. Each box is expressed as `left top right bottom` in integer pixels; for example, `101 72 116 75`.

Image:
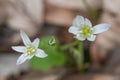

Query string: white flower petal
35 49 48 58
72 16 84 27
93 24 110 34
68 26 79 35
26 54 34 59
16 53 28 65
12 46 26 53
87 35 96 41
85 18 92 27
20 30 31 46
75 35 86 41
32 38 40 48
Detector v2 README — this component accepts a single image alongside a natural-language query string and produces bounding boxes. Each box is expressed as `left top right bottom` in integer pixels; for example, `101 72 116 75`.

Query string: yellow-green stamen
82 27 91 35
26 46 36 55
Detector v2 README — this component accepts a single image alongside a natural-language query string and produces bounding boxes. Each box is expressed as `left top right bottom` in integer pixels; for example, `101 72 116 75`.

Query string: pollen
26 46 36 55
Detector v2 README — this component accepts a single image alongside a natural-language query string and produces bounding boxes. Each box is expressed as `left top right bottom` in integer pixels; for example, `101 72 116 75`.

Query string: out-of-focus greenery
29 36 67 71
83 0 99 20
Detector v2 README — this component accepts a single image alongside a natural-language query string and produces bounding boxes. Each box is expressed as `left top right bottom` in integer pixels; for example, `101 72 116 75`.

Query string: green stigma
26 46 36 55
82 27 91 35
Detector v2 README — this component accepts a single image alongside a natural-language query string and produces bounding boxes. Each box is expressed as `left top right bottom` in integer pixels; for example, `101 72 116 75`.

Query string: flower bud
48 36 56 46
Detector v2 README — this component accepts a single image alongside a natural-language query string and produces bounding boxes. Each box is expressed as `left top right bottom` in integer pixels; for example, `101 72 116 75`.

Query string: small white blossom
68 15 111 41
12 31 48 65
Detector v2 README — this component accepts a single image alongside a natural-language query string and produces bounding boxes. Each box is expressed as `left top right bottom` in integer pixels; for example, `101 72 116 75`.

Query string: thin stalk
70 41 84 72
61 40 78 51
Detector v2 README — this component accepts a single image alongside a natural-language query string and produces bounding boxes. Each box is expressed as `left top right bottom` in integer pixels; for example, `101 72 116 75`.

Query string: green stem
83 0 98 20
78 41 84 71
61 40 78 51
61 40 84 72
72 41 84 72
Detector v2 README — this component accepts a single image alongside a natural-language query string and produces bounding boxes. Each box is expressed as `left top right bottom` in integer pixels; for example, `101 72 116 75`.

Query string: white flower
12 31 48 65
68 16 111 41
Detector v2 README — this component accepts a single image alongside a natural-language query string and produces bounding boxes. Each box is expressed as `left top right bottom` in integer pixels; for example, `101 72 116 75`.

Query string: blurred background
0 0 120 80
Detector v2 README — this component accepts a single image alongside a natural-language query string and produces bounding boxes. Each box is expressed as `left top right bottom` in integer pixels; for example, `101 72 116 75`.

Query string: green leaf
29 36 67 71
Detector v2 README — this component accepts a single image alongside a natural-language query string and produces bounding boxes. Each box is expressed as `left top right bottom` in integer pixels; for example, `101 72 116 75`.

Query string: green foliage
29 36 67 71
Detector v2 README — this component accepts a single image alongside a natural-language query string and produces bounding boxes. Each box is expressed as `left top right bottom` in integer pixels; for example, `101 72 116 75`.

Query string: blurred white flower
68 16 110 41
12 31 47 65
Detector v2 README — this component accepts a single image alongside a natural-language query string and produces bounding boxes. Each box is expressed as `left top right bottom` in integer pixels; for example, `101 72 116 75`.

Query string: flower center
82 27 91 36
26 46 36 55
